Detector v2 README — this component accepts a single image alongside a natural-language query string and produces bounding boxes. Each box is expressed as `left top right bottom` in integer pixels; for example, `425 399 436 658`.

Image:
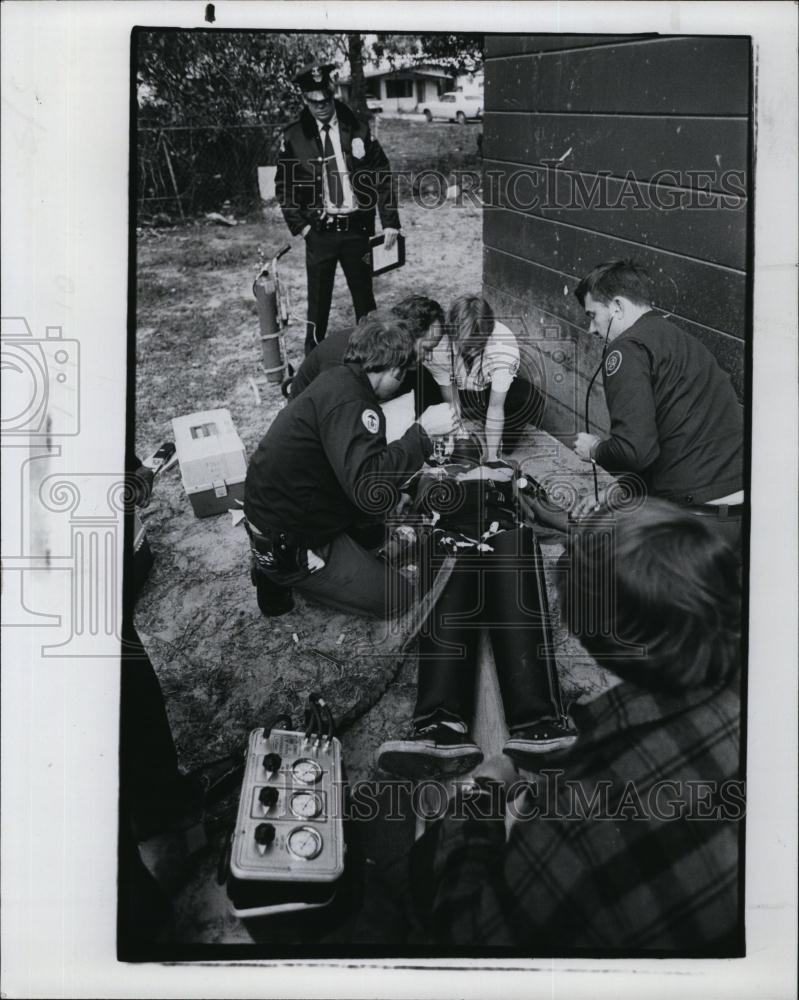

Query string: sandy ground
133 185 613 947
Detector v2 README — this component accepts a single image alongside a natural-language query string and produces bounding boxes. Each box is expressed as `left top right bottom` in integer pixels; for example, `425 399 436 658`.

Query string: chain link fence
136 123 286 220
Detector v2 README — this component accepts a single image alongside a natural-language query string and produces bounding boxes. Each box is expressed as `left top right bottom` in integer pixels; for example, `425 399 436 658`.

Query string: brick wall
481 34 752 439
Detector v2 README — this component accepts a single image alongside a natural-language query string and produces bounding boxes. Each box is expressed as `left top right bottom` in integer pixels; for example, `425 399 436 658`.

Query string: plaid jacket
422 678 744 954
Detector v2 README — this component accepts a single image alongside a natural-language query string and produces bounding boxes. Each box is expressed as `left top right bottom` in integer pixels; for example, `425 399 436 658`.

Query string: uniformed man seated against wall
243 312 456 619
290 295 447 417
571 259 744 554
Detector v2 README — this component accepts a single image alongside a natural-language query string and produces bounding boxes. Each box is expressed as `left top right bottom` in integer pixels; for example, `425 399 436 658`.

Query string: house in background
337 62 456 112
455 69 485 93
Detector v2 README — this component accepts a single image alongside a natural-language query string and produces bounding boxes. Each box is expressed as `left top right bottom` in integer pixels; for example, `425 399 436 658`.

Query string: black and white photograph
2 2 797 997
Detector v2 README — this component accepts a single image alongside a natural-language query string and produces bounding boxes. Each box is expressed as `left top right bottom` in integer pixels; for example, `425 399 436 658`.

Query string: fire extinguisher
253 244 294 394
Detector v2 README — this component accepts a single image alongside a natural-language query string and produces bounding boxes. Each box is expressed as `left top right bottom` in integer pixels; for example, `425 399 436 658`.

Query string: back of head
343 310 415 372
575 259 653 308
448 295 494 362
558 498 740 692
391 296 445 339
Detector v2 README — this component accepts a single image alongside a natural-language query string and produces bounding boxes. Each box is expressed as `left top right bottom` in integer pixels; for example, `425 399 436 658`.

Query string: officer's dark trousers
259 530 414 619
305 227 376 354
684 508 743 561
413 527 563 730
459 377 545 452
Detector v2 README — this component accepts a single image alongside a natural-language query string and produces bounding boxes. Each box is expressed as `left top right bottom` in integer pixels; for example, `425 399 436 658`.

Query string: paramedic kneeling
244 314 455 618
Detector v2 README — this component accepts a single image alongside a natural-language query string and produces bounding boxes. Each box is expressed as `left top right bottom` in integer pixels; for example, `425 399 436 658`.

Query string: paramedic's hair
557 499 740 692
343 311 415 372
574 259 653 308
448 296 495 365
391 296 445 339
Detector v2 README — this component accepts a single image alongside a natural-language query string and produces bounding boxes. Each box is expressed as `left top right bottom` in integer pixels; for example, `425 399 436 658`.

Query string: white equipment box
224 726 345 918
171 408 247 518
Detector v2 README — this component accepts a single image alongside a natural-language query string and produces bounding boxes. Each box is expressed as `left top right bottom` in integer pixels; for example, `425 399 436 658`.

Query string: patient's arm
455 464 514 483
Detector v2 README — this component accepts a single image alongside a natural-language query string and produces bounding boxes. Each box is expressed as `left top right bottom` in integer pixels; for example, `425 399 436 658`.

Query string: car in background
366 95 383 114
420 91 483 123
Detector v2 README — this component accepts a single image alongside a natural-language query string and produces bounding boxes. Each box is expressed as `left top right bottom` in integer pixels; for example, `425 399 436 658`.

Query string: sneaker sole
503 736 578 766
377 740 484 779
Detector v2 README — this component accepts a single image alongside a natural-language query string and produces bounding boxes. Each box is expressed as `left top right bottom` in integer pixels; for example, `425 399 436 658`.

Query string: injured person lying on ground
375 451 578 776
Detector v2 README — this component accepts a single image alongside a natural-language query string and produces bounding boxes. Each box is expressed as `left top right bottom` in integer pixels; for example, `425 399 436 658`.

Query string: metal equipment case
171 408 247 518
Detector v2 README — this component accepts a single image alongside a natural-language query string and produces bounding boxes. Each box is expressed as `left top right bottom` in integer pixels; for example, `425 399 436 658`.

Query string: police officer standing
571 259 744 553
244 313 455 618
275 63 400 355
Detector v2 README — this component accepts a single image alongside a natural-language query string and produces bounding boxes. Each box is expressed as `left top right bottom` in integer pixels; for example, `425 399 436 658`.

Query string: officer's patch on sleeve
362 409 380 434
605 349 623 377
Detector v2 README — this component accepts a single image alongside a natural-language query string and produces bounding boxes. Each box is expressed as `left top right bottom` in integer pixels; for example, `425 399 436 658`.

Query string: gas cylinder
253 269 284 383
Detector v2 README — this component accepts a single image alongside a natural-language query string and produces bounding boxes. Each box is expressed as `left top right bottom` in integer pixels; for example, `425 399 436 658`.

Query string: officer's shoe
377 723 484 779
502 718 578 768
251 567 294 617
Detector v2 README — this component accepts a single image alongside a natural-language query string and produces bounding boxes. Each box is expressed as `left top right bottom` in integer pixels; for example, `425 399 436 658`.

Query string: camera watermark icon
1 317 80 438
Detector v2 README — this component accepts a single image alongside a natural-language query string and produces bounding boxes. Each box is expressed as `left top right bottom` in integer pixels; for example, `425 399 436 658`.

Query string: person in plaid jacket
411 498 744 953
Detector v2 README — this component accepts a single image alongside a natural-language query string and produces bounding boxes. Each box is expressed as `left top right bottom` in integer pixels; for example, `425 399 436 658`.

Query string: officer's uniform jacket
244 364 430 548
594 312 743 504
275 100 400 236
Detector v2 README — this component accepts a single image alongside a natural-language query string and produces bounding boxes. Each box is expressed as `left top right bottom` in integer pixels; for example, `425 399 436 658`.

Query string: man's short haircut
343 310 416 372
391 296 445 338
574 259 653 308
448 295 495 365
558 498 740 692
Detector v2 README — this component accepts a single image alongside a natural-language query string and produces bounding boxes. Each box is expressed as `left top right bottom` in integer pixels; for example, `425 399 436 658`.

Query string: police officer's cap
294 62 336 94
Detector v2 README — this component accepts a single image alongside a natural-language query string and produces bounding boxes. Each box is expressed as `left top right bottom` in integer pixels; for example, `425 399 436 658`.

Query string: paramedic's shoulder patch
605 349 623 377
361 409 380 434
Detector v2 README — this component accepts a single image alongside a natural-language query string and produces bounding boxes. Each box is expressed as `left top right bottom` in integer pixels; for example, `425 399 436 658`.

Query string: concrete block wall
481 34 751 440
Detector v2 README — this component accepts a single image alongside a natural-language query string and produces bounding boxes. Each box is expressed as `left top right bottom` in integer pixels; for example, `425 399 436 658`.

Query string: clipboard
369 232 406 275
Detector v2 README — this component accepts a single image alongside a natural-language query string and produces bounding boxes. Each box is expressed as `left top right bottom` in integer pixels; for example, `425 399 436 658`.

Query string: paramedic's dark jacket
594 312 743 504
245 363 431 547
290 327 351 398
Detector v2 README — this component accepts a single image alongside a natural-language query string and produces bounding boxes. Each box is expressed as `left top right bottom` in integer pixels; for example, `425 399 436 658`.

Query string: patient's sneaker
377 723 484 779
503 719 578 768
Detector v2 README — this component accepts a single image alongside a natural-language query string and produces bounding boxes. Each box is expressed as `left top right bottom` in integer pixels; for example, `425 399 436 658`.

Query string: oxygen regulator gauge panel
227 726 345 905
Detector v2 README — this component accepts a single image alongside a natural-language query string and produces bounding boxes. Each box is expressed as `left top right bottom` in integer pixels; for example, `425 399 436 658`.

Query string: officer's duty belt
315 213 361 233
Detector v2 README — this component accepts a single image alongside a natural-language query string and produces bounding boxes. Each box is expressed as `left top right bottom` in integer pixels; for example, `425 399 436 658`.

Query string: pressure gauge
290 790 323 819
291 757 322 785
287 825 323 861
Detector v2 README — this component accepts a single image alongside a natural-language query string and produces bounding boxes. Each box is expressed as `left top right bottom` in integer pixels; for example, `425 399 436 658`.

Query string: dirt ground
134 192 486 775
132 141 613 944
